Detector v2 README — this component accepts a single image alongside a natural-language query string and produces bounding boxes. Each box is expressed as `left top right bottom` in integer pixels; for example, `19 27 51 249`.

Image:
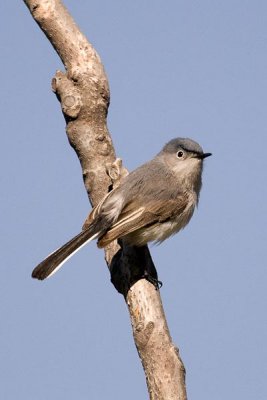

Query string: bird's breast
125 192 197 246
154 199 196 243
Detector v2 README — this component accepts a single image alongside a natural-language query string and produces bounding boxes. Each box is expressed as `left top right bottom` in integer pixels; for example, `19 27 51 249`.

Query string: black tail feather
32 229 99 280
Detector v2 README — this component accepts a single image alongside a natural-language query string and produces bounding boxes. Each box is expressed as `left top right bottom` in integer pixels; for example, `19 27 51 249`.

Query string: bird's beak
201 152 212 159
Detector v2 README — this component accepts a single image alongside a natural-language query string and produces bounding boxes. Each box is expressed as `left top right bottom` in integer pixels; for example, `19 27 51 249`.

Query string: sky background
1 1 267 399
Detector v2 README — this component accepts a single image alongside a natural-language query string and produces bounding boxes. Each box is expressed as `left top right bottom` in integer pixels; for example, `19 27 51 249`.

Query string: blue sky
1 1 267 399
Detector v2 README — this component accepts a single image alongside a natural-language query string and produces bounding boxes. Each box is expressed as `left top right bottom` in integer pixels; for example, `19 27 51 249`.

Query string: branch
23 1 187 398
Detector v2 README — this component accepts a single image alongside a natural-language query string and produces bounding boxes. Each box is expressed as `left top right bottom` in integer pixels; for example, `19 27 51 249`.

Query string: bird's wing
82 188 118 230
97 196 188 247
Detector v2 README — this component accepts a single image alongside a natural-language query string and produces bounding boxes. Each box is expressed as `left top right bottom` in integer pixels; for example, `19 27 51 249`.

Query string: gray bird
32 138 211 280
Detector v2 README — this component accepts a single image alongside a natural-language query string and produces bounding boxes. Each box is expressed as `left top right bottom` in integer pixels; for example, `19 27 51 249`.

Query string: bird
32 138 211 280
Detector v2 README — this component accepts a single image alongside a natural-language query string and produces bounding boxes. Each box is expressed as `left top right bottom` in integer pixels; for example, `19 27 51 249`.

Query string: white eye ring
177 150 184 158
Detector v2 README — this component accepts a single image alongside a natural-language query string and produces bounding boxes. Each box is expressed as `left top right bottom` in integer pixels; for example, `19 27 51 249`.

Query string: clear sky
1 1 267 399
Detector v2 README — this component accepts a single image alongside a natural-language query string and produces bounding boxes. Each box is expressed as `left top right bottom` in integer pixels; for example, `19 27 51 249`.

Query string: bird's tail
32 230 100 280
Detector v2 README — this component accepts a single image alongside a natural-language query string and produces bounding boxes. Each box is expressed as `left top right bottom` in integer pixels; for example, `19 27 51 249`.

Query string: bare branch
127 279 187 399
23 1 187 398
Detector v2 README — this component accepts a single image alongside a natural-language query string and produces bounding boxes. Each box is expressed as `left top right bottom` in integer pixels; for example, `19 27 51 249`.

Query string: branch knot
52 71 82 118
135 321 155 348
106 158 128 189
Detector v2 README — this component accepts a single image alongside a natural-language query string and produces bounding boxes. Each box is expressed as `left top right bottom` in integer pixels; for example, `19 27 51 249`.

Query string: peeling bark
23 1 187 398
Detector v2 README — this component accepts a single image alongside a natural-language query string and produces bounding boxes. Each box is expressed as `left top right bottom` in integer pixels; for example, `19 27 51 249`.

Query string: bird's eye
177 150 184 158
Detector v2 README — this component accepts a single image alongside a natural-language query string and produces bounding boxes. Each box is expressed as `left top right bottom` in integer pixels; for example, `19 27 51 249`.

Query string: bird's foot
142 271 163 290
